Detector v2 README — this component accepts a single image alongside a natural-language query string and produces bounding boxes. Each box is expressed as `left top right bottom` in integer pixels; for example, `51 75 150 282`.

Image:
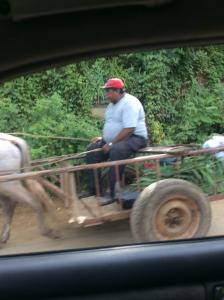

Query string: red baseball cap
102 78 125 89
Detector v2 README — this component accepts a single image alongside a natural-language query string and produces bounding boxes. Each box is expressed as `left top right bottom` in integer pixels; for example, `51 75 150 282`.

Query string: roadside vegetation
0 45 223 159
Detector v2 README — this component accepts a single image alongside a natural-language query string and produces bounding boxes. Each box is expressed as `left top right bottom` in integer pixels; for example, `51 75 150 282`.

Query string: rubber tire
130 179 211 242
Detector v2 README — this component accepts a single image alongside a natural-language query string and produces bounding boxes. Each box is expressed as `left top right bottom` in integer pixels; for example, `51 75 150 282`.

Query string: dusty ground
0 198 133 255
0 198 224 255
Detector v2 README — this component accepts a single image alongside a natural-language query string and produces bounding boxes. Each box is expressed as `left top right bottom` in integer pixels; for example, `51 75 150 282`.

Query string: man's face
104 88 121 103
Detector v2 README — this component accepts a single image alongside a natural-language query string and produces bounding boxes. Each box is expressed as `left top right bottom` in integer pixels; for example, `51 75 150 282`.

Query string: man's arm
112 128 134 144
102 128 134 153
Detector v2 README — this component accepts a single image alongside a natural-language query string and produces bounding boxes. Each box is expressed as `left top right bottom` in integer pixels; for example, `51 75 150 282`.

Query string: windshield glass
0 45 224 255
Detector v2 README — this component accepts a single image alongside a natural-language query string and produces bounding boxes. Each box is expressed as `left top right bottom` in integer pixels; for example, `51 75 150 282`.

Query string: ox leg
0 199 16 243
25 179 55 211
4 184 58 239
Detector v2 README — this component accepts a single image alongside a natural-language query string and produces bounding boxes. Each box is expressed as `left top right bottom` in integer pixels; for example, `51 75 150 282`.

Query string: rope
7 132 90 142
0 148 103 174
31 148 103 168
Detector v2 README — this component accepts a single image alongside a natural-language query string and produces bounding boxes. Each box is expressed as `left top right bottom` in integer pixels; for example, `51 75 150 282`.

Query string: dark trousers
86 135 147 199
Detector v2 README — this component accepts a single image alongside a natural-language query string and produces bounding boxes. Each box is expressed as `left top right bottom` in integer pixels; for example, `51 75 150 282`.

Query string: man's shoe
78 191 95 199
98 195 116 206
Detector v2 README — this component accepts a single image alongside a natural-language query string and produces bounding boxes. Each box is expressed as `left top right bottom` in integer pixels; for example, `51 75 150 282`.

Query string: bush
24 93 101 159
134 155 224 195
1 45 224 158
0 97 22 132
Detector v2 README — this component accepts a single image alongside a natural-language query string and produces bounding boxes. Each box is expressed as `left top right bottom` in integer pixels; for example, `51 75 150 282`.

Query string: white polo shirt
103 93 148 143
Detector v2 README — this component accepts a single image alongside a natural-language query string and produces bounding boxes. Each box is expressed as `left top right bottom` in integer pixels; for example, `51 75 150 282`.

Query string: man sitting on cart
80 78 148 206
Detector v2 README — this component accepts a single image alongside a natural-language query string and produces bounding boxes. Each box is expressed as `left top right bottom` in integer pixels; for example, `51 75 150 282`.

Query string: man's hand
91 136 102 143
102 143 111 153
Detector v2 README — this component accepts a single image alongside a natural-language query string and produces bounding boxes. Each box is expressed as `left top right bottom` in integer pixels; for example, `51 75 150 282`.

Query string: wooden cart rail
0 145 223 227
0 146 223 182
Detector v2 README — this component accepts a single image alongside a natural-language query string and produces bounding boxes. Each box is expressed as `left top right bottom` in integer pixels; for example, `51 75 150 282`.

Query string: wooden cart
1 144 224 242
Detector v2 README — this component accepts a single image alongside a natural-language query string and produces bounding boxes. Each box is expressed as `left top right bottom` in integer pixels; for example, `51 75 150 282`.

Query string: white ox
0 133 57 244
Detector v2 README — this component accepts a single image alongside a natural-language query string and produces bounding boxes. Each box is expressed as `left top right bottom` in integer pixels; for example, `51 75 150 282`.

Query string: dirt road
0 199 224 255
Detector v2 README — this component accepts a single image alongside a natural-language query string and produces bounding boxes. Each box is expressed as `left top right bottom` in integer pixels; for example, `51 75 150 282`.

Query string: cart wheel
130 179 211 242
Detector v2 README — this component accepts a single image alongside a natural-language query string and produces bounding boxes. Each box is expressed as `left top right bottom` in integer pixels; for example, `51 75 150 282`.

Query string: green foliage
135 155 224 195
167 82 224 143
26 93 101 158
0 45 224 159
0 97 22 131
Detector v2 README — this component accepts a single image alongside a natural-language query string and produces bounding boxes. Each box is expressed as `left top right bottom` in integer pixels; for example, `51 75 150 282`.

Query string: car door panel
1 238 224 299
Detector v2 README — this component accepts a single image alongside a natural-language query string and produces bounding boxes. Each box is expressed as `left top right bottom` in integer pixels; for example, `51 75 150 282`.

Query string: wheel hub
154 197 200 240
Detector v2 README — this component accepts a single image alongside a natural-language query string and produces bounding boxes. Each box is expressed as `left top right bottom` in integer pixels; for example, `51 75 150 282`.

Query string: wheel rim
153 196 200 240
